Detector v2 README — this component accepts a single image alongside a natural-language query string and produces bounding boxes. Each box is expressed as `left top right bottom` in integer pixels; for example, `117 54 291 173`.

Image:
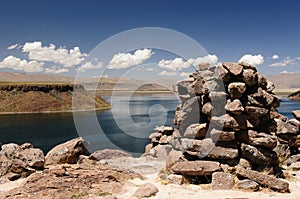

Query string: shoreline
0 107 111 115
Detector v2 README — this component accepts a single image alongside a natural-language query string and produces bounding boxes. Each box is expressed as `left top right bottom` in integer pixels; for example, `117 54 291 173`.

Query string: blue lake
0 95 299 155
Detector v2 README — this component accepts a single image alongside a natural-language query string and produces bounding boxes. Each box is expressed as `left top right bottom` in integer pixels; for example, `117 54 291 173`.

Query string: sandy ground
106 156 300 199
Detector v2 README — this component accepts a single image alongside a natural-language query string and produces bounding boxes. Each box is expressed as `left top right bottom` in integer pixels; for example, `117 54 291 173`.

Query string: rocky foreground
2 137 300 199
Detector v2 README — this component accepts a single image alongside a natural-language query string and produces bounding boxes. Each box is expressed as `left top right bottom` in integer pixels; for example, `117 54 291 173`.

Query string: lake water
0 95 300 155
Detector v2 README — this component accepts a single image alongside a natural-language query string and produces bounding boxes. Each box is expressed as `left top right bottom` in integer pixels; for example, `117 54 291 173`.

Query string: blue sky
0 0 300 78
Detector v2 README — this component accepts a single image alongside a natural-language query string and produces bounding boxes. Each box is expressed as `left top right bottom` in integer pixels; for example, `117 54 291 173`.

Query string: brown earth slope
0 83 110 113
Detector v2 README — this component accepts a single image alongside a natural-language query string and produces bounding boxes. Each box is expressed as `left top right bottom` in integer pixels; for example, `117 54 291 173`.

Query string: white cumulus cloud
158 70 177 76
107 48 153 69
0 55 44 73
22 41 86 68
188 54 219 67
158 58 190 71
270 57 296 67
78 61 103 72
7 44 21 50
158 54 218 71
272 54 279 60
238 54 264 66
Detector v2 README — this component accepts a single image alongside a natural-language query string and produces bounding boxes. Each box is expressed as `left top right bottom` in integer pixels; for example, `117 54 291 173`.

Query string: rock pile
146 62 300 192
0 143 44 181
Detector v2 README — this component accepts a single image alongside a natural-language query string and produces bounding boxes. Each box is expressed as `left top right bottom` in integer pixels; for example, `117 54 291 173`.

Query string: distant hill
0 72 172 92
266 73 300 91
0 83 110 113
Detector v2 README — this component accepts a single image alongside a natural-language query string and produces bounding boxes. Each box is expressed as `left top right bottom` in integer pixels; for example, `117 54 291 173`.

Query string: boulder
184 123 207 139
148 132 162 143
210 129 235 142
210 114 240 130
244 106 269 117
236 130 277 149
275 119 298 135
228 82 246 99
150 144 172 159
236 167 289 192
1 143 20 159
240 143 275 165
171 160 220 176
89 149 132 161
166 150 187 170
237 179 259 191
154 126 174 136
242 69 258 86
222 62 243 76
167 174 183 185
45 137 88 165
19 148 45 168
0 153 10 176
214 64 230 82
208 146 239 160
181 138 215 157
133 183 159 198
202 102 213 115
238 158 252 170
225 99 244 115
212 172 234 190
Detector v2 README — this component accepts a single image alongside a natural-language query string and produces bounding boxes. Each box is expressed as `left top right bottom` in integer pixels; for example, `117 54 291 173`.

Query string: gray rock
238 158 252 170
237 179 259 191
225 99 244 115
149 132 162 143
236 167 289 192
266 80 275 92
222 62 243 76
239 62 257 71
202 102 213 115
245 106 269 117
212 172 234 190
210 114 240 130
151 144 172 159
181 138 215 157
198 63 210 70
159 135 169 144
236 130 277 149
19 148 45 168
0 153 10 176
203 80 220 93
184 123 207 139
45 137 88 165
240 143 275 165
171 160 220 176
166 150 187 170
208 146 239 160
133 183 159 198
214 64 230 81
154 126 174 136
228 82 246 99
242 69 258 86
210 129 235 142
167 174 183 185
1 143 20 159
275 119 298 135
89 149 132 161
